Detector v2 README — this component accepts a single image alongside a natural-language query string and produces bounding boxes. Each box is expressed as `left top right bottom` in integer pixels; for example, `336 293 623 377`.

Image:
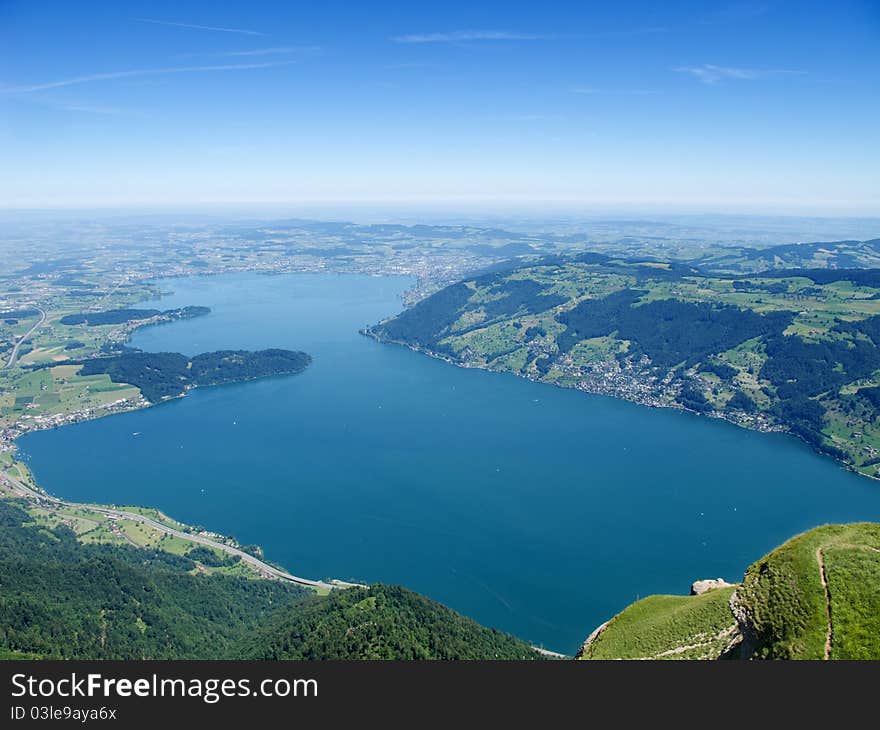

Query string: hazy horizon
2 1 878 213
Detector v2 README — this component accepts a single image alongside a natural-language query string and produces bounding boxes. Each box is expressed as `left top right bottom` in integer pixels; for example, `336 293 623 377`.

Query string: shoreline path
1 468 339 591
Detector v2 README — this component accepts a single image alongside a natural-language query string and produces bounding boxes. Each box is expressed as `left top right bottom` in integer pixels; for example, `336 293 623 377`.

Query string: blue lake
18 272 880 653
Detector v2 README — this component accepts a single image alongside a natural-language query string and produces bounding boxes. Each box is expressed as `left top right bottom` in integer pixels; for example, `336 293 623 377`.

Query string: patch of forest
0 308 40 319
77 348 312 402
557 289 793 366
241 584 540 660
60 305 210 326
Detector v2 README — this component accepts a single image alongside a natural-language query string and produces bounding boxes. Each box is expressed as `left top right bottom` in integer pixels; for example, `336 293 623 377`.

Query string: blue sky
1 0 878 212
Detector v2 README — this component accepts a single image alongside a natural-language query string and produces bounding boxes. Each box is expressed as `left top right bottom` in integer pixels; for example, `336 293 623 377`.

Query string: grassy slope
579 523 880 661
578 587 737 660
824 544 880 659
738 523 880 659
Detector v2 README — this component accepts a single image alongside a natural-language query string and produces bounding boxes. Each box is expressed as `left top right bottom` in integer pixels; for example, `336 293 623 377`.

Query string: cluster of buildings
1 395 148 458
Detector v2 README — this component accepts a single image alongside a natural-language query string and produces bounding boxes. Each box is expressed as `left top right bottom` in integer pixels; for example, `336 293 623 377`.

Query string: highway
3 469 562 656
1 468 335 591
3 307 46 369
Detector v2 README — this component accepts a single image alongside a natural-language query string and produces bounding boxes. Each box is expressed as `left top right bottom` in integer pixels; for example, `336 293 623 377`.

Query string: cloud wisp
24 97 140 116
173 46 321 61
393 27 665 44
218 46 319 57
393 30 548 43
135 18 265 36
0 61 293 94
48 102 137 116
676 64 803 84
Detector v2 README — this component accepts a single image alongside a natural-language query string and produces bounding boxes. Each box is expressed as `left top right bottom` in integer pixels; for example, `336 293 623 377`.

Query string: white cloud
135 18 265 36
0 62 293 94
219 46 319 57
393 30 547 43
676 64 803 84
393 27 664 44
49 102 136 116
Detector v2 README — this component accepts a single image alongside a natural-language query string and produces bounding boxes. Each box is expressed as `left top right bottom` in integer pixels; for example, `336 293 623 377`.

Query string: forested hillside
0 500 307 659
0 500 540 660
368 250 880 477
241 584 541 660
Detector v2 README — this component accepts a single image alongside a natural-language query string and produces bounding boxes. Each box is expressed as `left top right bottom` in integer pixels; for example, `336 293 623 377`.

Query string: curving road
4 307 46 369
4 470 558 655
2 469 334 590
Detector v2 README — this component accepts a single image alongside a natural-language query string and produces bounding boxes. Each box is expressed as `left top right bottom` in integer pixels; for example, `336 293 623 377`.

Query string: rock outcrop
690 578 734 596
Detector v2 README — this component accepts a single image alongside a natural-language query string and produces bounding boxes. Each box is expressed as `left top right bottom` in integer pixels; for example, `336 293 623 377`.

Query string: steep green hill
367 252 880 477
578 523 880 660
738 523 880 660
241 584 541 660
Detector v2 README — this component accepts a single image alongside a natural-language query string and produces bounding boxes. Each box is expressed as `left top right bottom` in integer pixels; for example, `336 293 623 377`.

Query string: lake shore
362 327 877 483
18 272 880 654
